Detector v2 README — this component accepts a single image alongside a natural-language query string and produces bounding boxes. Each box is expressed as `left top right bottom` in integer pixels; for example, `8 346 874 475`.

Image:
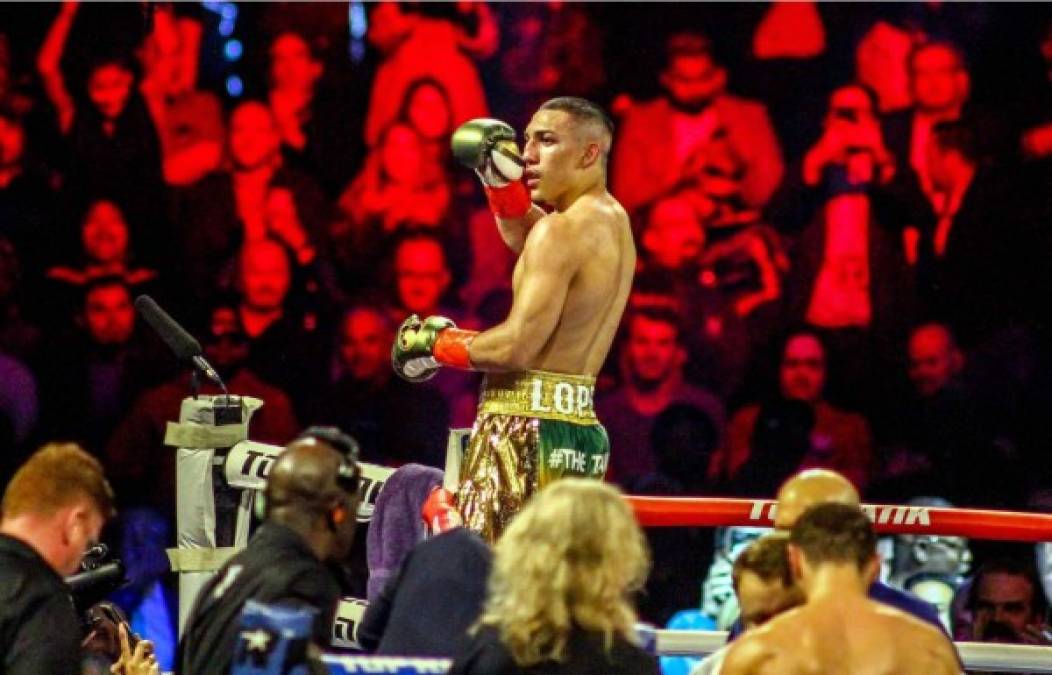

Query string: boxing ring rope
320 637 1052 674
626 496 1052 542
168 411 1052 673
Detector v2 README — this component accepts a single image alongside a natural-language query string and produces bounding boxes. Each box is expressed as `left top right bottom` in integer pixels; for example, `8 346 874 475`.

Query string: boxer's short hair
2 443 116 520
539 97 615 141
790 503 875 569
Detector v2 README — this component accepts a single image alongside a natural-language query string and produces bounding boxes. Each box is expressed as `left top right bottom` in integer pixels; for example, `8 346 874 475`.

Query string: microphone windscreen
134 295 202 361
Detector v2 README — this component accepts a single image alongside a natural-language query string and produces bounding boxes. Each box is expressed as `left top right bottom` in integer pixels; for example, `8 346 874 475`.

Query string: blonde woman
449 479 659 674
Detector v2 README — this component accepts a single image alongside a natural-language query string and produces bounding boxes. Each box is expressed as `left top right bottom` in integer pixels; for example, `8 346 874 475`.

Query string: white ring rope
656 630 1052 672
170 421 1051 672
320 633 1052 674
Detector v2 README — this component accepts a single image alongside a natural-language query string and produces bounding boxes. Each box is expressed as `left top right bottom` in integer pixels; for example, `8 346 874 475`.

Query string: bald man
722 504 961 675
726 469 944 639
178 428 361 675
908 322 964 399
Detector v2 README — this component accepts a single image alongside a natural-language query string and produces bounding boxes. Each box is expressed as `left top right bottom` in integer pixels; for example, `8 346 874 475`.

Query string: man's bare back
724 592 960 675
512 191 634 376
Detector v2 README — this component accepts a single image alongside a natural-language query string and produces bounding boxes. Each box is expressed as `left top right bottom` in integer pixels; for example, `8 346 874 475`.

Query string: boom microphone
134 295 227 391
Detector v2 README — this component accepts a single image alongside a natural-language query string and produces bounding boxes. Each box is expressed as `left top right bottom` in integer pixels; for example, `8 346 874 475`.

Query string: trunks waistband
478 370 598 425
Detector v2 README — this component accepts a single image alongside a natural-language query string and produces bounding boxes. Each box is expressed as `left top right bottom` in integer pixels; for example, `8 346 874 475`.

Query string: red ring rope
625 496 1052 542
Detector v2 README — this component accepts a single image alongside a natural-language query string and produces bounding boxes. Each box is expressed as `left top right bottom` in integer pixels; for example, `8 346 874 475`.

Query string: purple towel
366 464 444 601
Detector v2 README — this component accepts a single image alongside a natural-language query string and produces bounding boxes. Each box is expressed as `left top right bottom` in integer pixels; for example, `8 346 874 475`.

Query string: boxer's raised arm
493 206 546 256
469 215 575 371
452 118 541 254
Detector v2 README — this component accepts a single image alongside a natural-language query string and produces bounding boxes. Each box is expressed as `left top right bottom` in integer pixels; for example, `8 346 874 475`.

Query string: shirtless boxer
392 97 635 541
722 503 961 675
755 469 945 632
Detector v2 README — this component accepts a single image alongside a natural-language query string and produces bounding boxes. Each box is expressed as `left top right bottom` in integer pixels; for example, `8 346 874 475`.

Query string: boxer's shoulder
721 620 785 675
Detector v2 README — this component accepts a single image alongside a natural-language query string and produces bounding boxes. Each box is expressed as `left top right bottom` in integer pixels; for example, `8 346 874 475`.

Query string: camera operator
0 443 115 671
178 427 362 675
770 83 919 413
802 84 895 190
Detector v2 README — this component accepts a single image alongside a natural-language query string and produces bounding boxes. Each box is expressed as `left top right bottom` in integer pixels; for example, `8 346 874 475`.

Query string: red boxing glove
421 487 463 535
433 327 478 370
484 182 532 220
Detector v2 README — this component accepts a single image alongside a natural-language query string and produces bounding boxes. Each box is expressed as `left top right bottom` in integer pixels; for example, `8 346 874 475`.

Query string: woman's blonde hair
478 478 650 666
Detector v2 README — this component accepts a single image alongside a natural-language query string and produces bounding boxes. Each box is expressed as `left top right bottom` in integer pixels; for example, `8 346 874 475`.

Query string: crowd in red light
1 0 1051 632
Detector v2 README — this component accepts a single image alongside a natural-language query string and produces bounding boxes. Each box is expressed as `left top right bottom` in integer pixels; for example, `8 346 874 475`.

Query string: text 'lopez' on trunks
456 370 610 543
477 370 598 424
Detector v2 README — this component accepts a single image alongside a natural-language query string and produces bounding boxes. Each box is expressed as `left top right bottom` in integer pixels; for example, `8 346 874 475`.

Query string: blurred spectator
613 31 783 219
391 232 457 320
399 77 455 164
36 276 166 453
46 198 158 298
788 84 901 329
335 81 463 291
460 206 517 319
449 480 659 675
961 557 1050 646
908 322 965 398
497 3 605 130
635 404 720 627
597 307 724 491
0 237 39 361
1019 18 1052 163
641 196 707 273
138 5 223 187
751 1 826 61
235 239 327 414
338 121 451 235
0 107 55 280
854 20 915 114
267 29 362 198
0 32 30 116
175 101 329 306
684 140 770 232
366 2 496 147
647 403 721 497
106 297 299 522
307 305 449 468
388 232 477 426
36 2 165 253
874 322 1013 507
636 196 780 398
882 496 972 630
918 120 1030 345
0 348 37 454
773 83 917 409
710 329 873 493
882 40 970 207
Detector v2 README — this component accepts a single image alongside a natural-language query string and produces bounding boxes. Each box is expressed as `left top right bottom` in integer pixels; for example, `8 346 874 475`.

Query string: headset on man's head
254 426 362 527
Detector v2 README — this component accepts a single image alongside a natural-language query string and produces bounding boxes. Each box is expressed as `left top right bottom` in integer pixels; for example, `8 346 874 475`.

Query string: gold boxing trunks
455 370 610 543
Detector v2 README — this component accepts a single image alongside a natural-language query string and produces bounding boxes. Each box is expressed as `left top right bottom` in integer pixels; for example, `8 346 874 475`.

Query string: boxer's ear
579 142 602 169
